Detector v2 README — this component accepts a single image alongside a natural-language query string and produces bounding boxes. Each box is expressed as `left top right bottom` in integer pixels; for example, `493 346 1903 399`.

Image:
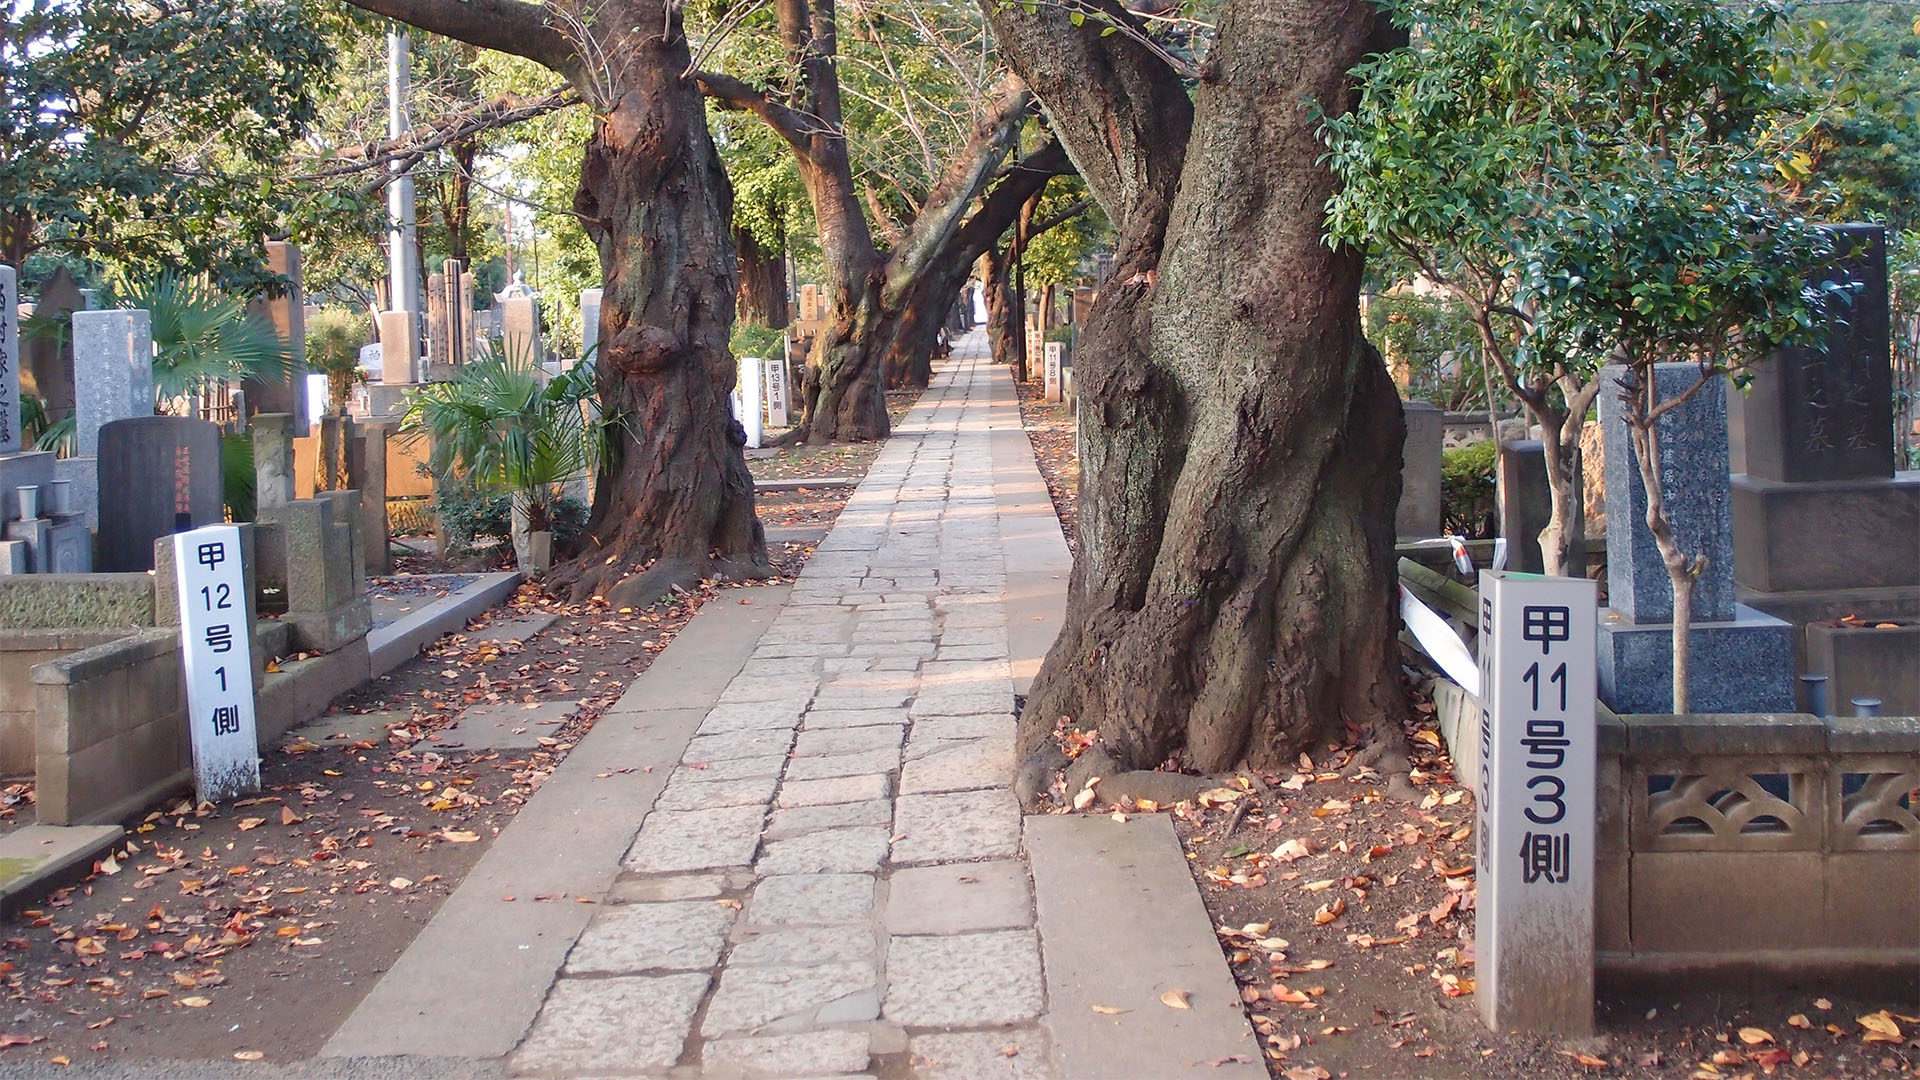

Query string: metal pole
386 31 419 314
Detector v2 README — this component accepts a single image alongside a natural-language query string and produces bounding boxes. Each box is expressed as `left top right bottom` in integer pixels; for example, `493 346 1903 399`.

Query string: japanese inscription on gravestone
172 525 261 803
1475 570 1597 1035
0 265 18 453
764 358 790 428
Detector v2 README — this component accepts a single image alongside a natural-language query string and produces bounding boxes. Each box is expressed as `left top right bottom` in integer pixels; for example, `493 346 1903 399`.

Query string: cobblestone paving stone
511 335 1055 1077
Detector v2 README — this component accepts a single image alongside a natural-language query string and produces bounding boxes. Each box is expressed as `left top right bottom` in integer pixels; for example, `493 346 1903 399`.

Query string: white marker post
1044 342 1064 403
764 357 790 428
738 355 764 449
1475 571 1597 1034
173 525 261 803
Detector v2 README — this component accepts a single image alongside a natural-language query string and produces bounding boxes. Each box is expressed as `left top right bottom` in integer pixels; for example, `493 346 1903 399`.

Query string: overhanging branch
298 88 581 192
336 0 577 73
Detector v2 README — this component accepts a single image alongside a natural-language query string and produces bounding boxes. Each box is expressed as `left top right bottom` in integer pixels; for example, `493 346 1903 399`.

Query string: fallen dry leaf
1281 1067 1330 1080
234 1051 264 1061
1272 838 1313 862
178 996 211 1008
236 818 265 832
1786 1014 1810 1029
1858 1010 1902 1043
1737 1026 1773 1045
1160 989 1191 1010
1559 1050 1608 1068
1090 1005 1129 1015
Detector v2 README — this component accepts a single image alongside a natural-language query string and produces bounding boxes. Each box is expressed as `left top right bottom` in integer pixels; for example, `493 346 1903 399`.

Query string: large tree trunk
564 48 766 603
984 244 1018 365
736 224 790 327
987 0 1409 792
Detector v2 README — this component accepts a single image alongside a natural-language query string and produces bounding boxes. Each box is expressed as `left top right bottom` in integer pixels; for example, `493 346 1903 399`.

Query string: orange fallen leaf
1160 989 1191 1010
1091 1004 1128 1015
236 818 265 832
1737 1026 1773 1045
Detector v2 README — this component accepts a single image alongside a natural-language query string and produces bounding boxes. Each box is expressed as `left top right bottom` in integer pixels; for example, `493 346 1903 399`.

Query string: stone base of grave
1739 583 1920 702
1806 619 1920 716
1731 471 1920 594
366 383 417 420
1596 604 1796 714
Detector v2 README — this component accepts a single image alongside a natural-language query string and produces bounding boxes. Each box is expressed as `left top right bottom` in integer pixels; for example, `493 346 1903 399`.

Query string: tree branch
298 88 580 187
694 70 816 154
336 0 576 74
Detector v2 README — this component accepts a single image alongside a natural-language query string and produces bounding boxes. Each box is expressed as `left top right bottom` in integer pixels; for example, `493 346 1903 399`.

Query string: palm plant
117 272 294 405
402 346 602 546
305 307 368 415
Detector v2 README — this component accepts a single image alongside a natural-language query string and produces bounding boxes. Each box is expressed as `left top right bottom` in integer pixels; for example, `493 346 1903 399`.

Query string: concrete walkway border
367 571 522 677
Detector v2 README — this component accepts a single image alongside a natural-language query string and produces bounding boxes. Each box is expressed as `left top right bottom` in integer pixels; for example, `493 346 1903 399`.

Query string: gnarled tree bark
342 0 766 606
984 0 1410 799
697 4 1035 441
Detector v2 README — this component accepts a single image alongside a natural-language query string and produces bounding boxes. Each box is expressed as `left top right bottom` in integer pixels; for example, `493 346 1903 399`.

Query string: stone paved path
510 333 1055 1079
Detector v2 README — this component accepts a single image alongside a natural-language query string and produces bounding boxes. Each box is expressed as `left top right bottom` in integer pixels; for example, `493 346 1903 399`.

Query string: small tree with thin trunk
1321 0 1795 577
1532 171 1849 712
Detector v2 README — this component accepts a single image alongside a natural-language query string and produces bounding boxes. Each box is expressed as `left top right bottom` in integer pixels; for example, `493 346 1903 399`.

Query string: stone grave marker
23 266 82 422
1397 400 1443 539
581 288 603 364
1044 342 1064 403
171 524 261 803
1497 440 1586 574
426 272 450 373
96 416 224 572
1475 570 1598 1035
1595 363 1795 712
1730 223 1894 483
252 412 297 510
0 265 19 454
443 260 467 370
72 308 154 458
346 421 392 574
243 241 308 419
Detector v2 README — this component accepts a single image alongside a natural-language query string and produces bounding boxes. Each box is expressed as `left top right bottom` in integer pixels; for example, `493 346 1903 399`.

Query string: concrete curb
985 361 1073 695
755 476 854 492
365 571 521 677
0 825 123 916
1027 813 1265 1079
320 584 791 1060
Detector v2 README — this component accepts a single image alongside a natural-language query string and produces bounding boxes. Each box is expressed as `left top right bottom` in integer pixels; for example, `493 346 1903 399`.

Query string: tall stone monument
1397 400 1443 540
1595 364 1795 713
443 259 467 370
243 241 309 420
0 265 18 455
1729 223 1920 711
72 309 155 458
426 271 451 378
371 310 418 418
580 288 603 363
499 275 542 363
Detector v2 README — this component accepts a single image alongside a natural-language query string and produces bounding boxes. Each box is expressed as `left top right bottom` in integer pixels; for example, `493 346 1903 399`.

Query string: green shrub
433 480 589 554
1441 440 1498 539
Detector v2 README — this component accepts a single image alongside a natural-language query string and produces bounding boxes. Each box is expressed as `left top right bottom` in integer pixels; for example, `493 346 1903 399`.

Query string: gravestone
345 422 391 574
96 416 224 572
378 310 417 387
1726 224 1920 708
1397 401 1443 539
252 412 296 510
426 272 450 373
501 293 542 364
1730 224 1893 483
461 271 479 356
23 266 83 421
580 288 603 363
358 343 382 372
0 266 19 454
1497 440 1586 574
798 284 823 326
1595 363 1794 713
243 242 309 419
72 309 154 458
443 260 467 370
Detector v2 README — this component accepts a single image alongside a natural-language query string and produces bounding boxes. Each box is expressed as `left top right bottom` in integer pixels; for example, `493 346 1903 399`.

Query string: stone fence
1435 683 1919 989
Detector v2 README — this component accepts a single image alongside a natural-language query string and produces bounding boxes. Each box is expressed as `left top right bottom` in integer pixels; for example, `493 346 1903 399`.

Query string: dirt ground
0 415 907 1068
1011 354 1918 1080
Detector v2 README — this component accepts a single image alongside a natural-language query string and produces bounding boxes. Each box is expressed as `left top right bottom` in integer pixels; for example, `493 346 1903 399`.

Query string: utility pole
387 30 419 315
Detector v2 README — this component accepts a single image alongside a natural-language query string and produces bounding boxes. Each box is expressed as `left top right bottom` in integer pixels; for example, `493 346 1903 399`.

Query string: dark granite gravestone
1497 439 1587 575
1595 363 1795 713
1729 223 1894 483
96 417 224 572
